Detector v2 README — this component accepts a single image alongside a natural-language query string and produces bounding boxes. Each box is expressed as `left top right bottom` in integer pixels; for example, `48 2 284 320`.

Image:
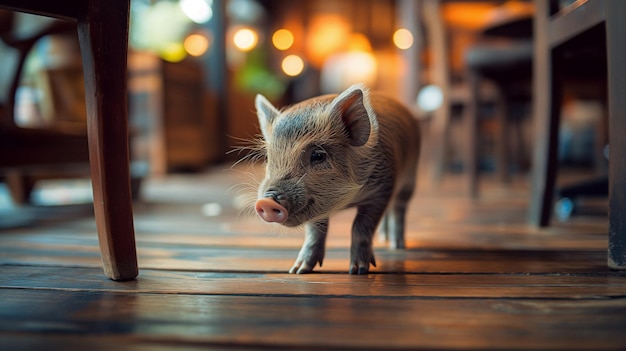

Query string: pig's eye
310 149 327 165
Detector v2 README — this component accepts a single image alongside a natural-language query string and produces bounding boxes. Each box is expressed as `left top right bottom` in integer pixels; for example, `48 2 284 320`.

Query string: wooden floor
1 164 626 350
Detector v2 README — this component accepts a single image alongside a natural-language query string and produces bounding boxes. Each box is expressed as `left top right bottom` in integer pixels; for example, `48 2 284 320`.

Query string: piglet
254 84 420 274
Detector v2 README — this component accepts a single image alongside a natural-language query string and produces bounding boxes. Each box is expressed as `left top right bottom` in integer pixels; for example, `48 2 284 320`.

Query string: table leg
606 0 626 270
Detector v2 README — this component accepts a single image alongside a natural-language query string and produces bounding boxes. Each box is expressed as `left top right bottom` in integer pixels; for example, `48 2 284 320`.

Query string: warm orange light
281 55 304 76
272 29 294 51
233 28 258 51
347 33 372 52
393 28 413 50
305 14 350 68
184 33 210 57
443 3 497 30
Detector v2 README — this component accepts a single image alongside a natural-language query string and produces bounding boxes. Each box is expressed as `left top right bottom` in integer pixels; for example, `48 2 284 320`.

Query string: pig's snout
255 192 289 223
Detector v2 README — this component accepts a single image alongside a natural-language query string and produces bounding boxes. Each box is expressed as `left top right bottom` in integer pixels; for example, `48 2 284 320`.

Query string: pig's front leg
289 218 329 274
350 203 387 274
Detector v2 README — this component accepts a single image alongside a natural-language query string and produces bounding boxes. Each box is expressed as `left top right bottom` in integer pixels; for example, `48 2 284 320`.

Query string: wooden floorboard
1 165 625 350
3 265 626 298
0 247 616 274
2 289 626 350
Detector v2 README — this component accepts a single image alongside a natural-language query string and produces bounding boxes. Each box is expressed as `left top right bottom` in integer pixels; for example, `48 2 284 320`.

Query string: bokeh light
179 0 213 24
281 55 304 77
306 14 350 68
272 29 294 51
233 28 258 51
160 42 187 62
320 52 377 93
347 33 372 52
393 28 414 50
417 84 444 112
129 0 191 60
184 33 210 56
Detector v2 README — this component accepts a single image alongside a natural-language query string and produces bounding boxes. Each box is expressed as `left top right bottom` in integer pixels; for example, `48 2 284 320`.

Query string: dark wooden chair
0 12 91 203
528 0 626 270
464 13 534 197
425 1 534 196
0 0 138 281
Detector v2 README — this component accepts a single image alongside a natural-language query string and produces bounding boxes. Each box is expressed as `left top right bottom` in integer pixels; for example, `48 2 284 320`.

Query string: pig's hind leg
377 185 413 249
386 186 414 249
385 157 418 249
377 215 390 243
290 218 329 274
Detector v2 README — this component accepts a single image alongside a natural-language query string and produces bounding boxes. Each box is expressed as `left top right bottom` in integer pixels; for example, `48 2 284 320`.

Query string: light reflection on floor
1 179 94 209
29 179 93 206
0 179 93 228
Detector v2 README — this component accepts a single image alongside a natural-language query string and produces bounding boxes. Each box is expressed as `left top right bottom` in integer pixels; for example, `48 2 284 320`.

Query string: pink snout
255 198 289 223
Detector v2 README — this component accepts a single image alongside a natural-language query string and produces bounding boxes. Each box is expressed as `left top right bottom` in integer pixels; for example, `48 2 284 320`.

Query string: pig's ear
330 84 377 147
255 94 279 139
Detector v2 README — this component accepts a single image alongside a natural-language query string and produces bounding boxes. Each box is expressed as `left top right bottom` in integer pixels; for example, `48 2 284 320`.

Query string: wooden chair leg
425 0 451 184
494 90 509 184
528 0 561 227
77 0 138 281
5 171 35 204
606 0 626 270
465 70 479 198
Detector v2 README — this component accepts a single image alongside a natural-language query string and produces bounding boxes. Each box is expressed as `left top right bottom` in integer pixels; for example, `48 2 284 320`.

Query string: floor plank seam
3 262 626 277
2 286 626 301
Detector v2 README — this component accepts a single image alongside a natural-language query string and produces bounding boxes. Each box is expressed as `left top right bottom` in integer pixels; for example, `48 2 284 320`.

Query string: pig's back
369 93 421 177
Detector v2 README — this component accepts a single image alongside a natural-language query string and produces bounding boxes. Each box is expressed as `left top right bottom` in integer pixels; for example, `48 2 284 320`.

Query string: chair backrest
0 10 74 128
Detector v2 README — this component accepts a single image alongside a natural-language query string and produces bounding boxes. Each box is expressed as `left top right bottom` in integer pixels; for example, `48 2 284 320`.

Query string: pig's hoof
289 255 322 274
290 246 325 274
349 265 370 275
349 261 374 275
349 253 376 275
289 263 314 274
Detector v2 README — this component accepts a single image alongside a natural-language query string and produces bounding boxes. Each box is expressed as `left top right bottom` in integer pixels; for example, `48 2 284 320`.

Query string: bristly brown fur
228 135 267 169
252 83 421 274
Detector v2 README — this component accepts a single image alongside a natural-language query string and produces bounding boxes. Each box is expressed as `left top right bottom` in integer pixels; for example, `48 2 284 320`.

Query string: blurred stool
463 13 533 197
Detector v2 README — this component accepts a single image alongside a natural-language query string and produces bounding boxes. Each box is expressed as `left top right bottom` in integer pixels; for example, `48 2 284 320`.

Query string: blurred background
0 0 604 216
